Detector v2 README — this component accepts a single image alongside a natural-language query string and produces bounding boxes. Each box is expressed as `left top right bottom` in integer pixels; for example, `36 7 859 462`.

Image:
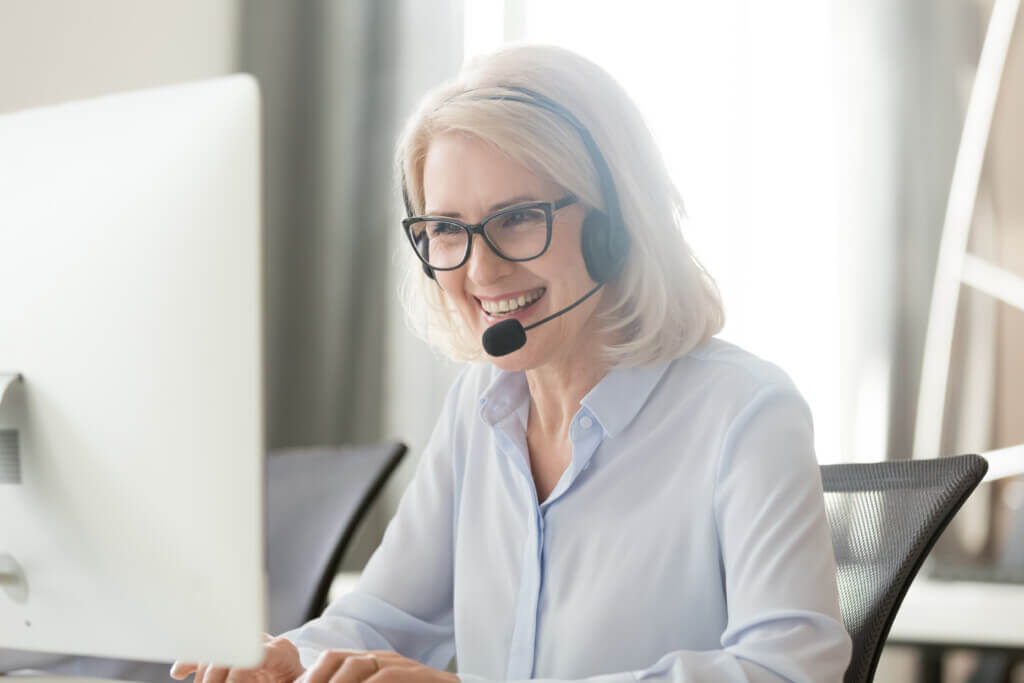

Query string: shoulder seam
685 347 790 387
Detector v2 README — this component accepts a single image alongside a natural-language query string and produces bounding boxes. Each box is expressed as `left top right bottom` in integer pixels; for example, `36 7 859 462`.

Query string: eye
501 211 530 227
429 221 461 236
495 208 545 231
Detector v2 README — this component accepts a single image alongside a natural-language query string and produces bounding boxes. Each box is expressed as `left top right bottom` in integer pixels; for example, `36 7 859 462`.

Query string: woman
173 44 852 683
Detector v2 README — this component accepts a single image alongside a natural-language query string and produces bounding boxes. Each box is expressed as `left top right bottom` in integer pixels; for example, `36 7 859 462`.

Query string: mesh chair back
821 454 987 683
266 442 407 634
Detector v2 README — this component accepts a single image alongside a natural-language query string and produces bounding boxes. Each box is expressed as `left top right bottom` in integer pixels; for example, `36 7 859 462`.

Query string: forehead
421 132 560 215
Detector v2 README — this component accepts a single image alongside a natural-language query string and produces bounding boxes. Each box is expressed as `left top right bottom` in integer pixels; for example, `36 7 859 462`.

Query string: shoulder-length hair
395 44 724 367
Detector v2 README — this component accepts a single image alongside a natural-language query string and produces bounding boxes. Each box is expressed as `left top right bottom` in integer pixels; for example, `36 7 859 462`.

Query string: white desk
887 447 1024 650
889 577 1024 649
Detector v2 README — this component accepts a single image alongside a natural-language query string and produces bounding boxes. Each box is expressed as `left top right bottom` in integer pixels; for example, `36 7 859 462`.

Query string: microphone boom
481 282 603 357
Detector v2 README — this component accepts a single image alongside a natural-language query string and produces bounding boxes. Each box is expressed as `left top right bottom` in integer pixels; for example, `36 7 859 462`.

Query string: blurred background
1 0 1021 680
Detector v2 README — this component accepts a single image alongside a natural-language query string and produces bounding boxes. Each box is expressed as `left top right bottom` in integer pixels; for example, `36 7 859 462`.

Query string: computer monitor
0 75 266 668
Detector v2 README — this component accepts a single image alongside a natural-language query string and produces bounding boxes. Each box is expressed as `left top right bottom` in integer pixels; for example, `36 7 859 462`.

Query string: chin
481 331 563 373
486 351 538 373
475 333 541 371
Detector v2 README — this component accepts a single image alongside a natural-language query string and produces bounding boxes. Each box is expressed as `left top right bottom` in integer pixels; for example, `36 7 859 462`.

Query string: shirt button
579 416 594 429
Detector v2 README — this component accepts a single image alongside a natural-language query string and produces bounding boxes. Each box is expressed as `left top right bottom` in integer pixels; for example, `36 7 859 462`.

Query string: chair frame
821 454 988 683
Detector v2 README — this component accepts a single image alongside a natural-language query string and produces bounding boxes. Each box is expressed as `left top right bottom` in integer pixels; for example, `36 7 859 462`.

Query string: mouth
476 287 546 320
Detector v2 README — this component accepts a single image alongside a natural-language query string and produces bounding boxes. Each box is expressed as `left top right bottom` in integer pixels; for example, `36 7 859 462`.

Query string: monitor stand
2 374 137 683
0 374 27 605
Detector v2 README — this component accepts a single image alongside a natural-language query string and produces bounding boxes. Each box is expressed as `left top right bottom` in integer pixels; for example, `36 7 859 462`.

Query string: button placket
505 497 544 680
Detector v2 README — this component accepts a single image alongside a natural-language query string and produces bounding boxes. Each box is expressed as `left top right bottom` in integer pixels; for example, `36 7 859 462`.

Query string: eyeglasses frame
401 195 578 272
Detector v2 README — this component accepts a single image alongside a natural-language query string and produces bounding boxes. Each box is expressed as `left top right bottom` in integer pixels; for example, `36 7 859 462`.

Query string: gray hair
396 44 724 366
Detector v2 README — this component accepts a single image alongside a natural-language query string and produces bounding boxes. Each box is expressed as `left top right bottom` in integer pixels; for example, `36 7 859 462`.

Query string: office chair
266 442 408 634
821 453 988 683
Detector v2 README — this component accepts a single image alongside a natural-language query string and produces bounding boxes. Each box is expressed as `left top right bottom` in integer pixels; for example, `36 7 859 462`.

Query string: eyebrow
425 194 539 219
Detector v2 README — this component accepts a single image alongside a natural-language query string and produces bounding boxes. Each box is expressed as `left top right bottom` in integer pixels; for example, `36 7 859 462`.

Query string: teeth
481 288 544 315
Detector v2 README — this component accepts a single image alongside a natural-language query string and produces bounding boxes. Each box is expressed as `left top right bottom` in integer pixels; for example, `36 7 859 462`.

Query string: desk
890 577 1024 649
888 577 1024 681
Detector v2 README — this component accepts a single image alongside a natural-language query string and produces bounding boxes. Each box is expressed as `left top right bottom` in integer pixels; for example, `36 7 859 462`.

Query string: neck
525 341 610 440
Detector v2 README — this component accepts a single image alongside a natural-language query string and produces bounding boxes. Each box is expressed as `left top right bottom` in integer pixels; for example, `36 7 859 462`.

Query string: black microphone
481 282 603 357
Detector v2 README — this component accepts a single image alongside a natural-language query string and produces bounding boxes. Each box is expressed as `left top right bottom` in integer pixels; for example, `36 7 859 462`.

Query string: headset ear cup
606 216 630 280
580 211 613 283
580 210 629 284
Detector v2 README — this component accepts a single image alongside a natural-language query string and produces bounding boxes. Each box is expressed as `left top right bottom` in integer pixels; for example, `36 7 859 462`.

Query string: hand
170 634 306 683
297 650 458 683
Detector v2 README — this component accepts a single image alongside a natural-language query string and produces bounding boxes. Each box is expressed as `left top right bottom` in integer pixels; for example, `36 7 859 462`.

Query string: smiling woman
418 132 599 373
396 48 724 369
173 44 853 683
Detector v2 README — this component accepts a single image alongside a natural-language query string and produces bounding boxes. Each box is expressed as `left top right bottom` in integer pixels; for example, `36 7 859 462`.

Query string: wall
0 0 239 115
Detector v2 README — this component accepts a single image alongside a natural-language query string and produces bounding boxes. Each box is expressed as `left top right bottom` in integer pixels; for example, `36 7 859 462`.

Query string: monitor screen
0 75 266 668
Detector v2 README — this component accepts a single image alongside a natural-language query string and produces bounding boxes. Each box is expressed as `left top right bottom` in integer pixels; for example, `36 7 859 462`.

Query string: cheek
544 237 591 286
546 220 588 273
433 271 459 297
434 273 475 313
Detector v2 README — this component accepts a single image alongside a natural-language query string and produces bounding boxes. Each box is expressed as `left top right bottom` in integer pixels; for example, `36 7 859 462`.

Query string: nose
465 234 514 285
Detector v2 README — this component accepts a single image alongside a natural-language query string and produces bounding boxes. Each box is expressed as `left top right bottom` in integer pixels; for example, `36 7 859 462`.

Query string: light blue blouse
282 338 853 681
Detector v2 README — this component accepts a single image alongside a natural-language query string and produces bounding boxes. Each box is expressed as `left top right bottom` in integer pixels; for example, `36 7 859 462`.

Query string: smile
478 287 546 316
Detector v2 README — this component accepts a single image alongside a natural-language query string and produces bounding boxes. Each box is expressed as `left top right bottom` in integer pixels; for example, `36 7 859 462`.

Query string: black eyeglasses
402 195 577 271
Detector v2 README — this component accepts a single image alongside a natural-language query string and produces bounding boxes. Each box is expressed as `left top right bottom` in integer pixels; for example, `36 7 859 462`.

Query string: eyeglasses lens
483 208 549 260
409 206 550 269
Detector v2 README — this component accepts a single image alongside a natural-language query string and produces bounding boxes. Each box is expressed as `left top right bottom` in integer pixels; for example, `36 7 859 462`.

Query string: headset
401 85 630 285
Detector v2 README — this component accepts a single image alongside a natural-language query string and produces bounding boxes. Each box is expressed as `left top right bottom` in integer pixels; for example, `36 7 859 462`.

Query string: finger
304 650 357 683
365 664 420 683
203 666 232 683
266 638 306 683
327 655 379 683
194 664 210 683
170 662 199 680
225 669 261 683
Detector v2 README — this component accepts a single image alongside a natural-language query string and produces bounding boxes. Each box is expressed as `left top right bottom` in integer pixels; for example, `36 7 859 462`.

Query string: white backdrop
465 0 843 462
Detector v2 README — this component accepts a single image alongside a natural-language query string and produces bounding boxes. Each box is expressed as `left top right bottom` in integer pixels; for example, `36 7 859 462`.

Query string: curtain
237 0 466 566
240 0 402 451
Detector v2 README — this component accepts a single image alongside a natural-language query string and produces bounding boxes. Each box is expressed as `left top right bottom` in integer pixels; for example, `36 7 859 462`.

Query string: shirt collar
478 367 531 427
581 359 673 438
478 359 674 438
